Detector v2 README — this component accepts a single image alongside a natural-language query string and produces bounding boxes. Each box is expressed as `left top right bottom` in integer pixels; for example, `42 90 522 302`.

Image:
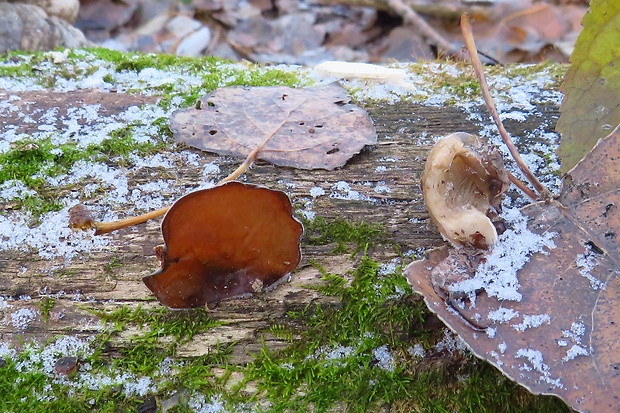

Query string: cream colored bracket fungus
422 132 510 250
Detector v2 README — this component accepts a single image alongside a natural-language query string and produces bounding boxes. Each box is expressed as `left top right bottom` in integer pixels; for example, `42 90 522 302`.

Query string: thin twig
93 119 287 235
460 13 551 201
507 171 537 201
387 0 468 60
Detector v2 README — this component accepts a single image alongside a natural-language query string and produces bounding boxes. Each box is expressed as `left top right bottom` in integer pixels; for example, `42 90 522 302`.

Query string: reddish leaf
143 181 303 309
170 83 377 170
406 126 620 413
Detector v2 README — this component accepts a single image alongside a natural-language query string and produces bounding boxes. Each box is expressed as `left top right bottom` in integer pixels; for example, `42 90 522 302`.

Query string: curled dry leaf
170 82 377 170
406 126 620 413
421 132 509 250
142 181 303 309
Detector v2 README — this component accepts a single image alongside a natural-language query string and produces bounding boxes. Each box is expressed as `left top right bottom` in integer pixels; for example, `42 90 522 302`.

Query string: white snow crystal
9 308 37 330
372 345 395 372
511 314 551 332
562 345 589 362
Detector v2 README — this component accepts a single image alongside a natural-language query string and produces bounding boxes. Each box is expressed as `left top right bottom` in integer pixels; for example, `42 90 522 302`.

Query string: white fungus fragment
188 393 229 413
374 181 391 194
562 322 586 345
309 186 325 198
435 329 468 355
407 344 426 358
329 181 374 202
488 308 519 323
450 207 556 304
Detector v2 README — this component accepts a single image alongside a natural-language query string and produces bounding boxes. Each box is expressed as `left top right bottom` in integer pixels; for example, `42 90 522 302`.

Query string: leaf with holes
406 126 620 413
170 82 377 170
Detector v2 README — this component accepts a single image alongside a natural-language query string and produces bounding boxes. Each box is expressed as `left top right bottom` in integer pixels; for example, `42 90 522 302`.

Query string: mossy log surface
0 99 559 365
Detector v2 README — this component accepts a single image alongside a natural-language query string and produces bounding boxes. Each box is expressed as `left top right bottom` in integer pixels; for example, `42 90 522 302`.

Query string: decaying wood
0 98 558 365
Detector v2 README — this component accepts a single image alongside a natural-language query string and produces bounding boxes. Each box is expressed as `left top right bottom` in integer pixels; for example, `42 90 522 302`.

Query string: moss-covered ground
0 217 569 412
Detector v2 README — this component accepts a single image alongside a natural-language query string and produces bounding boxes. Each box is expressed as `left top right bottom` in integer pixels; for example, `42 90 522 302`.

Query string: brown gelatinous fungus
421 132 509 250
143 181 303 309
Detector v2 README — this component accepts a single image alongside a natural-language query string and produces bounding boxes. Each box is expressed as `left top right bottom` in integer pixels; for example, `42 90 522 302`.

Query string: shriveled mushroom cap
143 181 303 308
421 132 509 249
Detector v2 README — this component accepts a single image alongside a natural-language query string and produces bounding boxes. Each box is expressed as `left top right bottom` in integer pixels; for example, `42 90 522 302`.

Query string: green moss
487 62 567 89
39 297 57 322
89 305 224 343
0 61 36 78
79 48 228 73
0 120 168 218
102 256 123 275
301 216 386 253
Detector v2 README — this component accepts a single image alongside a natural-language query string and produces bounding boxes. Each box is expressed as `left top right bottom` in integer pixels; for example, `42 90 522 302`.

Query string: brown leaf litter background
68 0 588 64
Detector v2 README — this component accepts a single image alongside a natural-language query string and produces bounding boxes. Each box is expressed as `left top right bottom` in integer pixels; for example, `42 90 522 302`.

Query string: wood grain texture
0 100 558 363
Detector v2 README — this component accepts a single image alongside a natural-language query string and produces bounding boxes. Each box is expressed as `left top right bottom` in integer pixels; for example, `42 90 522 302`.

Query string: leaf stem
90 120 287 235
460 14 551 201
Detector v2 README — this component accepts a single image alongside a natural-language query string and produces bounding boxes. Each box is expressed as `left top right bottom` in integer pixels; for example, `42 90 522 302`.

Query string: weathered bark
0 98 558 365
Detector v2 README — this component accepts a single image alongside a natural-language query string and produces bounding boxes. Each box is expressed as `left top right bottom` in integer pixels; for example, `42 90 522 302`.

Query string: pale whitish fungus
421 132 509 250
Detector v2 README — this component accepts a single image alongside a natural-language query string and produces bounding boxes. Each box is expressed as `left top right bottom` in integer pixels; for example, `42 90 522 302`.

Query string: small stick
90 119 287 235
507 171 537 201
387 0 468 60
460 14 551 201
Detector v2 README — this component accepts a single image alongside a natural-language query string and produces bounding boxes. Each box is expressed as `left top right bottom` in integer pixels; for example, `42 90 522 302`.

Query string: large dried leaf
170 83 377 170
406 126 620 413
143 181 303 309
556 0 620 172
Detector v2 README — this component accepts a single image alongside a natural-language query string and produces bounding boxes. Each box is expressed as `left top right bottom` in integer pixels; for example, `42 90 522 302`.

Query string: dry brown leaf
170 82 377 170
405 126 620 413
438 2 585 62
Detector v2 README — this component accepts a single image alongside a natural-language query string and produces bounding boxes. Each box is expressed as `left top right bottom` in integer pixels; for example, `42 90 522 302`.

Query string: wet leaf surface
406 126 620 413
556 0 620 172
143 181 303 309
170 82 377 170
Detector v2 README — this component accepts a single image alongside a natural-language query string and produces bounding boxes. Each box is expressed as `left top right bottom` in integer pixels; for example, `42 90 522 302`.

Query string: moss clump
39 296 57 322
0 120 167 218
301 216 386 253
78 48 228 73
